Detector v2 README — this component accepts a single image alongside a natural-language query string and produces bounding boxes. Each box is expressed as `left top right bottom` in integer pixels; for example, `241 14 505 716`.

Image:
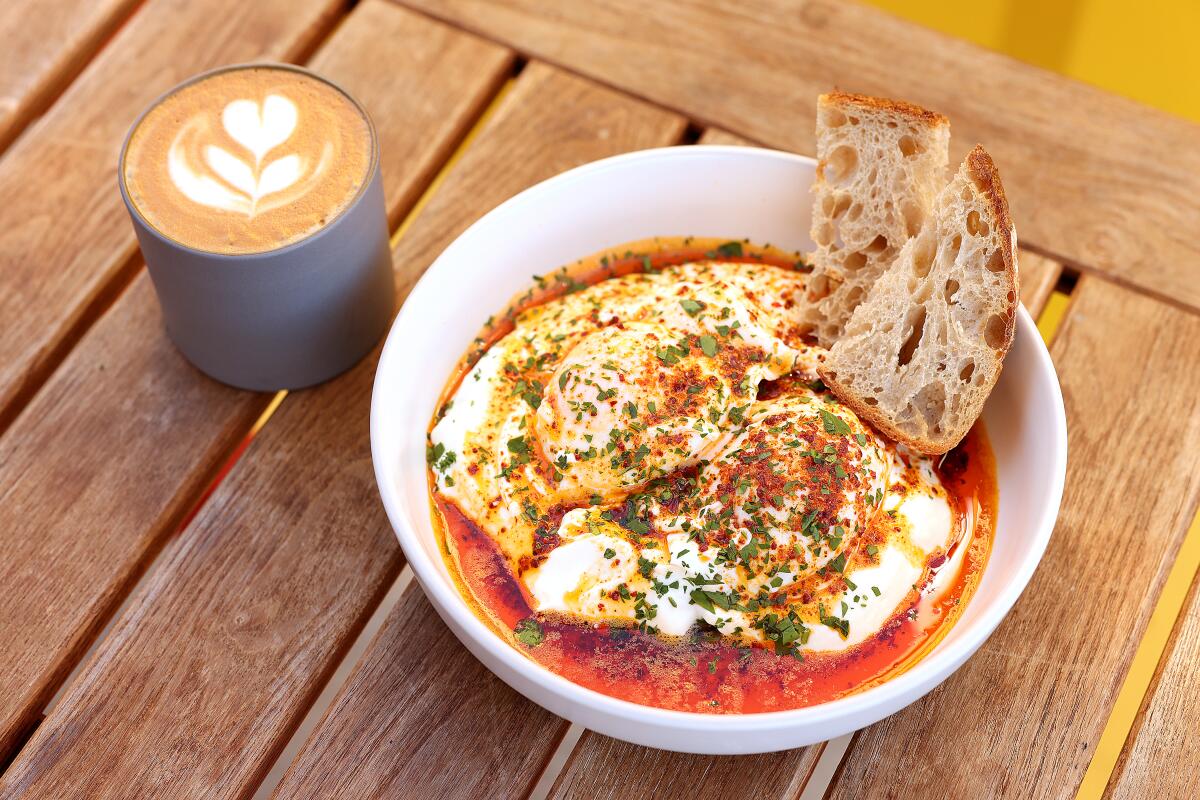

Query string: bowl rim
371 144 1068 731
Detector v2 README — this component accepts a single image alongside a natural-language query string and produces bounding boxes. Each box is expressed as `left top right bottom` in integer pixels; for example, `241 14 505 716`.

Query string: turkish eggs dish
428 237 995 713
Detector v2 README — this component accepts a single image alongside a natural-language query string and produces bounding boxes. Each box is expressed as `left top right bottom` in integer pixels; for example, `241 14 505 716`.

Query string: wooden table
1 1 1198 797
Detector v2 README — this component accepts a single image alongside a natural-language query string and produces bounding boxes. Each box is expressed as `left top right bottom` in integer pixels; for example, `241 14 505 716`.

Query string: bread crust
821 91 949 129
818 369 945 454
965 144 1019 357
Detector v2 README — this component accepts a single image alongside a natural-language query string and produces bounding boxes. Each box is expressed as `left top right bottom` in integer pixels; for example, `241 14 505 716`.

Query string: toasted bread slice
819 146 1018 454
803 91 950 346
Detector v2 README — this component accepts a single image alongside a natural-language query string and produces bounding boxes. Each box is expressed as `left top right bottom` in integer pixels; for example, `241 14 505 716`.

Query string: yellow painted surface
866 0 1200 122
1036 289 1071 343
1076 510 1200 797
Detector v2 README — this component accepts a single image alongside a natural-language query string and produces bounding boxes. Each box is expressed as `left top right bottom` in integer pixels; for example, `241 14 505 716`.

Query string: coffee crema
122 66 373 255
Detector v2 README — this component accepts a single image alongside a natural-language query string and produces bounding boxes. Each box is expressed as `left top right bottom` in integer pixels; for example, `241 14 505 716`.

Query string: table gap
0 0 148 157
0 247 141 438
526 724 585 800
253 565 416 799
798 735 851 800
1082 509 1200 798
30 392 284 717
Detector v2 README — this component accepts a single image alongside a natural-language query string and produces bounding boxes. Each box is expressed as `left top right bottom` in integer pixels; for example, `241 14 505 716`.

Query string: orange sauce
429 238 997 714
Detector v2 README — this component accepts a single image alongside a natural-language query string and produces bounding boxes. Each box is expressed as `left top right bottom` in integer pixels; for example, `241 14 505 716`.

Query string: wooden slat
273 585 566 799
699 128 1063 317
0 0 344 431
0 0 141 152
0 0 511 768
549 732 821 799
826 277 1200 798
1107 564 1200 798
1018 252 1064 318
400 0 1200 311
1 63 685 799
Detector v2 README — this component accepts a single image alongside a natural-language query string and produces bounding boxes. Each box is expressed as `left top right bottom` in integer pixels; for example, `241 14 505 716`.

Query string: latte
122 65 373 255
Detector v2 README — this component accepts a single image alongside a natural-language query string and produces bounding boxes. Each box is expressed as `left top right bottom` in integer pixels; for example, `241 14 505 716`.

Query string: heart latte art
123 66 372 255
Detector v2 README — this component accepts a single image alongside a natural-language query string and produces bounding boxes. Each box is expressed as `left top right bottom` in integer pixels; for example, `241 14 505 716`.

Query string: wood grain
0 0 511 768
273 585 567 799
1018 251 1064 318
826 276 1200 798
0 0 141 152
401 0 1200 311
1107 568 1200 798
0 0 344 432
0 63 684 799
699 127 1063 317
549 732 821 799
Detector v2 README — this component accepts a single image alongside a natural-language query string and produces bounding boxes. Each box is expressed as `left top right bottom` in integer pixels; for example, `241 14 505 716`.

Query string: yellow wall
865 0 1200 122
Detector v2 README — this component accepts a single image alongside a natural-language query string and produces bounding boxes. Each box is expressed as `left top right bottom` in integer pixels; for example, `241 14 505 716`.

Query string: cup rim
371 144 1068 732
117 61 381 260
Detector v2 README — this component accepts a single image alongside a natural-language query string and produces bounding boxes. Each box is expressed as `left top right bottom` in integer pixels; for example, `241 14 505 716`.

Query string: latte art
168 94 330 218
123 66 372 254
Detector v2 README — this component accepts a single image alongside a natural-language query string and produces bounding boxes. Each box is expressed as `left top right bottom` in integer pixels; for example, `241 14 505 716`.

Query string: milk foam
167 92 331 218
123 67 371 254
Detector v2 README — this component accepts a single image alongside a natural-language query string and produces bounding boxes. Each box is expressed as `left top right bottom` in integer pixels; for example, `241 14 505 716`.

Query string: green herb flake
514 617 544 647
819 408 852 436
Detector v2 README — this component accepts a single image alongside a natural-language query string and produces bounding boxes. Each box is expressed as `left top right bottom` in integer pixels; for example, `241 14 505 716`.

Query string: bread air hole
986 248 1005 273
898 135 923 157
944 278 960 303
814 222 834 246
808 273 831 301
912 235 936 277
831 194 852 219
846 202 863 222
844 285 866 308
843 251 867 271
948 234 963 261
825 109 848 127
902 201 923 238
959 359 975 382
984 313 1007 349
898 305 927 367
966 210 989 237
826 145 858 184
865 234 888 254
915 382 946 432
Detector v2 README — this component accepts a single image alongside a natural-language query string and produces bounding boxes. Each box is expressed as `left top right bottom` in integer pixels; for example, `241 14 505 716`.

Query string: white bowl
370 146 1067 754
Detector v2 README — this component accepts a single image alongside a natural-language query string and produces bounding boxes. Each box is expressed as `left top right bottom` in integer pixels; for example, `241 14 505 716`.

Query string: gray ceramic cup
118 63 394 391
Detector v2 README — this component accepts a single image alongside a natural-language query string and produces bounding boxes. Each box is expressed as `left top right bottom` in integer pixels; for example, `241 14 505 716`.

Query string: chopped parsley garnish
819 408 852 436
679 298 705 317
698 334 718 357
715 241 743 258
514 617 544 646
426 442 456 474
818 603 850 638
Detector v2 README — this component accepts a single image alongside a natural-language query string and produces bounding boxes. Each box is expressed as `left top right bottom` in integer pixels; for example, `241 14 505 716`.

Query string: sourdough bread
819 146 1018 454
804 92 950 346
